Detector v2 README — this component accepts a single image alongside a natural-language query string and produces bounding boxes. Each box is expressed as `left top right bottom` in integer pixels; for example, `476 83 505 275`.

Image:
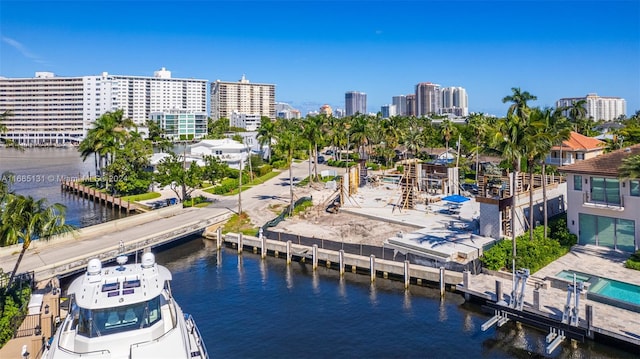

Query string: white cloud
2 36 49 65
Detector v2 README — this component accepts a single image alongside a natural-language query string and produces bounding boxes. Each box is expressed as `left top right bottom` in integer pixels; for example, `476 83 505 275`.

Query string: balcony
545 156 575 166
582 192 624 210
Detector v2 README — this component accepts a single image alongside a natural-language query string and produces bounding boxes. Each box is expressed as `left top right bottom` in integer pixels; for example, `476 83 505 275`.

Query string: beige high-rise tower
210 75 276 121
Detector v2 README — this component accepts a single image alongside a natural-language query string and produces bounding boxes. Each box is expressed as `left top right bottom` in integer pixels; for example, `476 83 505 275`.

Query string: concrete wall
479 182 567 240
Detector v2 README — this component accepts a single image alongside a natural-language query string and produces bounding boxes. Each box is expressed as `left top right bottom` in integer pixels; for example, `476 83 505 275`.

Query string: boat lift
481 269 587 355
481 268 529 331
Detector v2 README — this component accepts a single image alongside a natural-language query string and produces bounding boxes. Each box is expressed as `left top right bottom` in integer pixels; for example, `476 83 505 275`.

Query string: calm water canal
3 148 635 357
0 148 127 227
153 238 634 358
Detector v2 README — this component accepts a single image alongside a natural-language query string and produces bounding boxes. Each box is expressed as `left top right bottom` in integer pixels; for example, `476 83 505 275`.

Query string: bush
212 178 239 194
258 164 273 177
625 250 640 271
271 160 288 169
0 285 32 347
480 215 575 274
366 162 380 171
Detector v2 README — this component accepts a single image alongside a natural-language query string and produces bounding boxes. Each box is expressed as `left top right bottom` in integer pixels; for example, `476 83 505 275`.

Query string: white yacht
42 253 208 359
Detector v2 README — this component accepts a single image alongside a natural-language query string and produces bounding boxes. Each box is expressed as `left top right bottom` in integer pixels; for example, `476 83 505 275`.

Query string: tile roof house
560 144 640 252
545 131 605 167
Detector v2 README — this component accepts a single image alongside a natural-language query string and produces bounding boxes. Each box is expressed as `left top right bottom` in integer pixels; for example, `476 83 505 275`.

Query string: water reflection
403 290 412 313
438 298 448 322
369 283 378 306
285 263 293 290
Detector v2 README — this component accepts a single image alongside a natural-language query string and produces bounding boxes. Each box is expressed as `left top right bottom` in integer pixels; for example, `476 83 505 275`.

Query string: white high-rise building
556 93 626 121
210 75 276 121
0 68 207 145
380 104 397 118
440 86 468 117
392 95 407 116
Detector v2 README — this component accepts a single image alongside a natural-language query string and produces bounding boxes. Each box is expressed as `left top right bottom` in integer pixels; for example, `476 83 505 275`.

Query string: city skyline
1 1 638 117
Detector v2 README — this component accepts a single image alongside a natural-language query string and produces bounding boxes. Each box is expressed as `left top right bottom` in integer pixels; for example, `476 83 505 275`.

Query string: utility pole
238 143 243 215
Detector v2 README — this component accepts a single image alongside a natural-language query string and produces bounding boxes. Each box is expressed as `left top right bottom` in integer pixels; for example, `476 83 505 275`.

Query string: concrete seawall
223 233 463 287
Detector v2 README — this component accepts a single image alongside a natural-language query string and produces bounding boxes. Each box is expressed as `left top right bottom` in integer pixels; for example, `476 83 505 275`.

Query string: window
631 180 640 197
590 177 620 205
574 175 582 191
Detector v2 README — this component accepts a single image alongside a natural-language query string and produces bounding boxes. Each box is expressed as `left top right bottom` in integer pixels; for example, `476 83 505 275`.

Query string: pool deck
461 244 640 347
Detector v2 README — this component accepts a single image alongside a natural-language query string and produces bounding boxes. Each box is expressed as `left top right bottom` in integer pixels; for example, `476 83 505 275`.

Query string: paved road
0 160 337 278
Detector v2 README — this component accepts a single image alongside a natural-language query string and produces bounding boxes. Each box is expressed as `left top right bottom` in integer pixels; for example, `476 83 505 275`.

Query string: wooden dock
60 180 138 212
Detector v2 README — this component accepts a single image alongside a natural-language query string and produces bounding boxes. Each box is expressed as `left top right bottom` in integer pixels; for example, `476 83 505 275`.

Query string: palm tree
80 110 134 190
540 109 571 238
0 195 75 289
489 111 528 291
467 113 489 183
349 113 370 161
566 99 587 133
523 108 552 240
619 154 640 179
274 118 302 215
302 115 324 183
0 111 23 150
502 87 537 121
256 117 276 163
439 118 456 157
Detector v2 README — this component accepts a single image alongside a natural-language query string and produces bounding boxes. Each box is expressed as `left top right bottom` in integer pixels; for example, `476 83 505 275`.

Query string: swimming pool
555 270 591 282
553 270 640 313
590 278 640 306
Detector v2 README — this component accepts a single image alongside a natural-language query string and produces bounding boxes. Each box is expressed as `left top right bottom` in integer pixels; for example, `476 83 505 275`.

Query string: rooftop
560 143 640 176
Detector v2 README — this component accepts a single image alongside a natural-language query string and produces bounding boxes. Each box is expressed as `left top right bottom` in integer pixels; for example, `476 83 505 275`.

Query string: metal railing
582 192 624 208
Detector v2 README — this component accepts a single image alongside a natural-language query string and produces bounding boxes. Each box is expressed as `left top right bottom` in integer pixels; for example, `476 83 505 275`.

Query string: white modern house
560 144 640 252
190 139 249 170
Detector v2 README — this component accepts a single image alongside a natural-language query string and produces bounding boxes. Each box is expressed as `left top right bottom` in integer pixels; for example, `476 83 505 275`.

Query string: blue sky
1 0 639 116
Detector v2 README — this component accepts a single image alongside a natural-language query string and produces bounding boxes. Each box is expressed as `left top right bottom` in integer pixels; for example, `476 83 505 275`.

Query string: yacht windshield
77 295 161 337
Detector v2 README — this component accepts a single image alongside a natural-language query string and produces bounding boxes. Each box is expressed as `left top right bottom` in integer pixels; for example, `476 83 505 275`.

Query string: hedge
625 250 640 271
480 215 577 274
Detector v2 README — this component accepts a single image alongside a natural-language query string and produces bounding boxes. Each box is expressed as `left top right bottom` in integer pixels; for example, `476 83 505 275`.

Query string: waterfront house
560 144 640 252
190 138 249 170
545 131 605 167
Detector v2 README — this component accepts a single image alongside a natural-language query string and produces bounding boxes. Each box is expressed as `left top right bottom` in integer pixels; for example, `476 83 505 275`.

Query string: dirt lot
245 182 417 246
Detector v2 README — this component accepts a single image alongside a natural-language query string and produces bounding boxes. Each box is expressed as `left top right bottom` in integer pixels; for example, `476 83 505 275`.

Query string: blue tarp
442 194 470 203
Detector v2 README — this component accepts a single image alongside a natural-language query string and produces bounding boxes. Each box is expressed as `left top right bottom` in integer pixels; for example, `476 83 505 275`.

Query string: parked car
461 183 479 194
312 155 326 164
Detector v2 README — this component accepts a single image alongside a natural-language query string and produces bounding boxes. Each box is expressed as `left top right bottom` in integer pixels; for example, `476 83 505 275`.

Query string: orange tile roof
551 131 604 151
560 143 640 176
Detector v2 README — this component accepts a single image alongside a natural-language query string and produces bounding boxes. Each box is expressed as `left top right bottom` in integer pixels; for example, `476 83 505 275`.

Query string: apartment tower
210 75 276 121
345 91 367 116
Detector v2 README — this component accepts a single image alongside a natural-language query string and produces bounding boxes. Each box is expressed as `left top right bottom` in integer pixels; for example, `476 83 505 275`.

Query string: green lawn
120 192 161 202
205 170 282 196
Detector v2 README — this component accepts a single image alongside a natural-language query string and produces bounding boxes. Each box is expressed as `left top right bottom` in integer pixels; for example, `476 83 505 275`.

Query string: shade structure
442 194 470 203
